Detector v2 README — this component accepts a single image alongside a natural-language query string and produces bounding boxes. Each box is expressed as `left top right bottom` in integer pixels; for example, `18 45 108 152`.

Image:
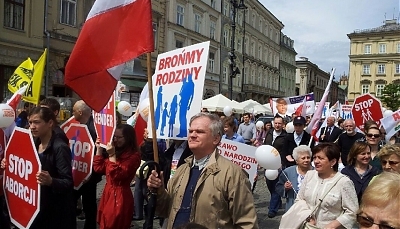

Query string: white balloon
255 145 281 170
265 169 279 180
0 104 15 128
117 101 133 116
384 110 393 117
285 122 294 133
223 106 233 116
256 121 264 129
138 98 150 122
381 107 387 113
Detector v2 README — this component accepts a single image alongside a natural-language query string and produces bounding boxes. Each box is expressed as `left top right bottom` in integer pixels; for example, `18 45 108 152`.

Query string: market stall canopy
202 94 244 113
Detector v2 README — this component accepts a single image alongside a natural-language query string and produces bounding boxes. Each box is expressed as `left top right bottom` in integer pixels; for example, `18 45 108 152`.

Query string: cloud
259 0 399 75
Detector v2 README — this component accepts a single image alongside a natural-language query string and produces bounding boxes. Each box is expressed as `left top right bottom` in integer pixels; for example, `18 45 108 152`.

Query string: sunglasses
381 160 400 166
357 214 396 229
366 134 381 138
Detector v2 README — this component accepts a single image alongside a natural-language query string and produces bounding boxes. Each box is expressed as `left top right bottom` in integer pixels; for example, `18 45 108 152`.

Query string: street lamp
228 0 247 100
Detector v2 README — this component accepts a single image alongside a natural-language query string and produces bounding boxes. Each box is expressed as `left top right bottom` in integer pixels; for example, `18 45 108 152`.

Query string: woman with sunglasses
94 124 141 229
357 172 400 229
365 126 383 171
377 144 400 174
341 142 380 203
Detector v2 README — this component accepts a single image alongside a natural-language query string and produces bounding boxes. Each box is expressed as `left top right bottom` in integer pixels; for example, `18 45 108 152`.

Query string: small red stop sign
351 93 383 131
3 127 41 229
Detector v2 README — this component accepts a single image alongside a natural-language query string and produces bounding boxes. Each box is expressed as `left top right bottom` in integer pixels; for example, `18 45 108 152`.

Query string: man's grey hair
189 112 223 138
75 100 92 115
292 145 312 161
344 119 355 126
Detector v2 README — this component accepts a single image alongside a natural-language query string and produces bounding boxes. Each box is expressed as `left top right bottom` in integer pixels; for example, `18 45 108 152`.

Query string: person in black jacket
263 116 287 218
341 141 380 203
319 117 342 143
24 107 75 228
282 116 314 168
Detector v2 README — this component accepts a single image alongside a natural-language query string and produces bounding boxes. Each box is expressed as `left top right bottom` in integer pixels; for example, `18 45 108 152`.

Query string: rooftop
350 19 400 34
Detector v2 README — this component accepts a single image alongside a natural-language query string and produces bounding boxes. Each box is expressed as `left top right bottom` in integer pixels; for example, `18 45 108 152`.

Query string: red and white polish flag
65 0 154 112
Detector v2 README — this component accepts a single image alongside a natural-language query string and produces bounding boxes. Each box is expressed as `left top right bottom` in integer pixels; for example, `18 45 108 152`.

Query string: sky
260 0 400 78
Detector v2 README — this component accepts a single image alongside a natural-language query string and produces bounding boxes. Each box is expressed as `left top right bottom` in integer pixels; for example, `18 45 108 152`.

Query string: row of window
4 0 76 30
361 84 385 97
364 43 400 54
362 63 400 74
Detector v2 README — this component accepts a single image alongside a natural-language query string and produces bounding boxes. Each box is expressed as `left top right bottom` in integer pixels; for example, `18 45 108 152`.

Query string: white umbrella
202 94 244 113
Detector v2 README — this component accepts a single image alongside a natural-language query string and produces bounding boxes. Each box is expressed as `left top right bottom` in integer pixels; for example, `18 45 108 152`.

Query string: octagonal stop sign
93 93 116 148
351 93 383 131
65 123 95 190
3 127 41 229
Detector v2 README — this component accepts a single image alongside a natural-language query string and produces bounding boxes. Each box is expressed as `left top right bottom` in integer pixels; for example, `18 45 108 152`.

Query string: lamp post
228 0 247 100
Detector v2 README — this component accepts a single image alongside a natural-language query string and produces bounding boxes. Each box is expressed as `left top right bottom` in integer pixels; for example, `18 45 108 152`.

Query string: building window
208 52 215 72
152 22 158 50
377 64 386 74
396 63 400 74
4 0 25 30
210 0 216 8
210 21 216 39
244 67 248 84
177 5 184 26
238 13 242 26
223 29 229 46
251 69 255 84
176 40 183 48
258 46 262 59
60 0 76 26
259 19 262 31
237 38 242 52
364 44 371 54
397 43 400 53
223 66 227 83
223 1 229 16
363 64 370 74
376 84 385 97
194 14 201 33
250 42 254 56
361 84 370 94
244 38 248 54
251 14 255 27
379 43 386 54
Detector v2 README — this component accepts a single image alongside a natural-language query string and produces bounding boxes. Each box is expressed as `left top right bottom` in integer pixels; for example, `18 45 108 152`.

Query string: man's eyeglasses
381 160 400 166
357 214 396 229
366 134 381 138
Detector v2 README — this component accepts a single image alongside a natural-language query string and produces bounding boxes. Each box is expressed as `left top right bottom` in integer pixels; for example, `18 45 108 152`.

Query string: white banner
340 105 353 119
270 93 315 117
315 102 331 117
218 139 258 187
381 109 400 141
148 41 210 139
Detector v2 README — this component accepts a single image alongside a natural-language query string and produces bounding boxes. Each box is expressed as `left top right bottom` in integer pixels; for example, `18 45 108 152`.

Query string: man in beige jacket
147 112 258 229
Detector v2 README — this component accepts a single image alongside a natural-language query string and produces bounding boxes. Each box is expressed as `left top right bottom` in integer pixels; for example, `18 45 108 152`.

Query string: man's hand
0 158 6 170
147 170 164 192
320 134 325 140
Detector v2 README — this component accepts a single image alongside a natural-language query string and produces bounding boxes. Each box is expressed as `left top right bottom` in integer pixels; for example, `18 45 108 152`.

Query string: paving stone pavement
77 171 283 228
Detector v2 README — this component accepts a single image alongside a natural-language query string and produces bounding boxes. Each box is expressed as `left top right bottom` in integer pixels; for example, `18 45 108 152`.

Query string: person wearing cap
282 116 314 168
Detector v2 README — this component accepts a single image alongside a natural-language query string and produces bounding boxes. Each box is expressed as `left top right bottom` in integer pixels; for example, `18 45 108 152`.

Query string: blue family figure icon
176 74 194 137
168 95 178 137
155 86 163 129
160 102 169 136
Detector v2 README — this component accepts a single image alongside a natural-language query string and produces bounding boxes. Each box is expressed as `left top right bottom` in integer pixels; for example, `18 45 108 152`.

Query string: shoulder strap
309 173 344 216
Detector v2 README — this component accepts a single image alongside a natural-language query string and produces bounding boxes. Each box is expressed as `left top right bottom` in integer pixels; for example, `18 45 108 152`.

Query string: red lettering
393 112 400 122
155 74 163 86
159 59 165 70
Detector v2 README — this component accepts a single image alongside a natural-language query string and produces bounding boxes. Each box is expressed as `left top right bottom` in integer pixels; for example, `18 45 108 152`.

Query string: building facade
295 57 330 102
0 0 165 102
163 0 221 99
279 33 297 97
347 19 400 102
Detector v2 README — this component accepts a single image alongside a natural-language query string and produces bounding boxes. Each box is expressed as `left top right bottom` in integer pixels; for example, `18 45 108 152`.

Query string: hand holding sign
36 171 52 186
255 145 281 170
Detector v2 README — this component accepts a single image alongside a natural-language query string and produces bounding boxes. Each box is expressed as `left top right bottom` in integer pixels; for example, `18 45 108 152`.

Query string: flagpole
146 53 159 164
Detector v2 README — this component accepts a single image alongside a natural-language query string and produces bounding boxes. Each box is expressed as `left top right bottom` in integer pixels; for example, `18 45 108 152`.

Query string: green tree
380 83 400 111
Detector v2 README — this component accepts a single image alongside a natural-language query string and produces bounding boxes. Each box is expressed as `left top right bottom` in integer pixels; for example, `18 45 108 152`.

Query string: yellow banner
7 49 47 105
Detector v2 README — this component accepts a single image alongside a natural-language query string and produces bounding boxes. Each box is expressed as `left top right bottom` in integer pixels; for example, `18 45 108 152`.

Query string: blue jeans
266 176 282 214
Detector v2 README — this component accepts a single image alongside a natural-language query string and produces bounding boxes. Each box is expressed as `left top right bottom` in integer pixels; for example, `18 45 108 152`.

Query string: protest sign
380 109 400 142
340 105 353 119
149 41 210 139
93 93 116 148
352 93 383 131
270 93 315 117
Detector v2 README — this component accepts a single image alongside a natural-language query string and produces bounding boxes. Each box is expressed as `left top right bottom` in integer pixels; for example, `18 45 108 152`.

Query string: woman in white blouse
297 143 359 229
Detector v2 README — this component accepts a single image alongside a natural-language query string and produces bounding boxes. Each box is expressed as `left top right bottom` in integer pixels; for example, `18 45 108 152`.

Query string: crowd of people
0 97 400 229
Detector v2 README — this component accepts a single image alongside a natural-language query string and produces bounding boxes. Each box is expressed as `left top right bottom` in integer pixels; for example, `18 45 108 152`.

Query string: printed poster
270 93 315 117
148 41 210 139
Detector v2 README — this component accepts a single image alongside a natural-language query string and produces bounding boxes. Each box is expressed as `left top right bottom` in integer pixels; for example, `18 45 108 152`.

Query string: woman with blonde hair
341 141 380 202
357 172 400 228
377 143 400 174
